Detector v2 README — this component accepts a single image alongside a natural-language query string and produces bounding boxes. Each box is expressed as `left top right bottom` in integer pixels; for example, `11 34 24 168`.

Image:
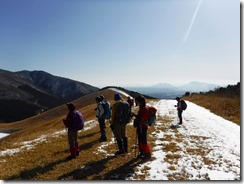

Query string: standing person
63 103 83 160
95 96 107 142
175 97 183 125
133 95 151 159
100 95 112 120
110 93 130 155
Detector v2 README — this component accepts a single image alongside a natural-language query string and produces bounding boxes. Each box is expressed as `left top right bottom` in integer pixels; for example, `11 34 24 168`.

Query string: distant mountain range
0 69 99 123
126 82 223 99
0 68 228 122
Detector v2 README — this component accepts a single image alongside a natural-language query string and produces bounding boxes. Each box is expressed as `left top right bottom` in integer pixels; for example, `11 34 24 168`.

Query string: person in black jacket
175 97 183 125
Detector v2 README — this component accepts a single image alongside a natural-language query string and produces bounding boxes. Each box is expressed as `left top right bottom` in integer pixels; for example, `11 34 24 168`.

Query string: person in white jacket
95 96 107 142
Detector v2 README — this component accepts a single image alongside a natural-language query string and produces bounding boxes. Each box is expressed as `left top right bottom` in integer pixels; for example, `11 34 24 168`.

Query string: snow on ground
133 100 240 180
0 120 98 158
0 132 9 139
95 99 240 180
0 98 240 180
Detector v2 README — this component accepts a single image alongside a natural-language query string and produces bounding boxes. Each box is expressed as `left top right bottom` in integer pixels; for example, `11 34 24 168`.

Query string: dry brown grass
184 94 240 125
0 123 155 180
0 89 157 180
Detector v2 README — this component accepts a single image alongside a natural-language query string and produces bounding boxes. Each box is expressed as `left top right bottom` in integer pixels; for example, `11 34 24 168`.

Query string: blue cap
114 93 122 101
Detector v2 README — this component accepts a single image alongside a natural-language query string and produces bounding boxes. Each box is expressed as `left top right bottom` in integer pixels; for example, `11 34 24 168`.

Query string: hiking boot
137 152 144 159
137 152 151 159
66 155 76 160
99 137 107 142
115 150 125 155
142 153 151 160
69 146 77 159
115 139 125 155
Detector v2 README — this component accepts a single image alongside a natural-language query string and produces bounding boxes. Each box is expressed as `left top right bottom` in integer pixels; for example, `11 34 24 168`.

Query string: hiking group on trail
62 93 187 161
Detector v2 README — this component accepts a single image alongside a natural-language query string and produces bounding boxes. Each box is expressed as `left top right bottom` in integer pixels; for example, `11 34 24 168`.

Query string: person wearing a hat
63 103 80 159
95 96 107 142
134 95 151 159
110 93 129 155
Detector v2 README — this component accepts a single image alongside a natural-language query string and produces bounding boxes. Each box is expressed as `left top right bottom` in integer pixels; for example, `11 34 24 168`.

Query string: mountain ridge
126 81 223 99
0 69 99 123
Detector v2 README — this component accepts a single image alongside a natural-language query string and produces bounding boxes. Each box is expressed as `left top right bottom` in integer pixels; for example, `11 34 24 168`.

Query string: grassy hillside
0 86 239 180
183 82 240 125
0 89 161 180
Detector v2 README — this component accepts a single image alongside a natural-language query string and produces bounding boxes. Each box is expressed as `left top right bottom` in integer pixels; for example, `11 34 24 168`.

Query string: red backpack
146 106 157 126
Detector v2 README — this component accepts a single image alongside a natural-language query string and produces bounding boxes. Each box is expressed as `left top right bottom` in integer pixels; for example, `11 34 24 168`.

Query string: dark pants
114 123 128 153
98 117 106 138
178 110 183 124
113 123 126 140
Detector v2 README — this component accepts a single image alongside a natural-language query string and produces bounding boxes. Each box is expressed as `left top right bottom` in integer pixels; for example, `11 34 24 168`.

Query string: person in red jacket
133 95 151 159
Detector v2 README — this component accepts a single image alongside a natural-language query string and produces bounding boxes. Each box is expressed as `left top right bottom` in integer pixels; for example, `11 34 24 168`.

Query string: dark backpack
147 106 157 126
181 100 187 110
73 111 85 130
102 101 111 119
116 101 131 124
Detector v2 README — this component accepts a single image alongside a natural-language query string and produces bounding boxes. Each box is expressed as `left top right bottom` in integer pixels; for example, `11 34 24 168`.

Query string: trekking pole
134 129 137 158
65 127 69 153
112 128 117 151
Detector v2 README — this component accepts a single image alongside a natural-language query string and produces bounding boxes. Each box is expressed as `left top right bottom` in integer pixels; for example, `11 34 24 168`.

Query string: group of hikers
63 93 186 160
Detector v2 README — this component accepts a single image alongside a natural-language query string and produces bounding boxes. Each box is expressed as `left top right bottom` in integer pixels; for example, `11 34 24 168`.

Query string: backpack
181 100 187 110
116 101 131 124
73 111 85 130
146 106 157 126
101 101 112 119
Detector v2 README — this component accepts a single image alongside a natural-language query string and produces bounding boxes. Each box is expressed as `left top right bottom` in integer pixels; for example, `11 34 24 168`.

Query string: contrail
183 0 203 43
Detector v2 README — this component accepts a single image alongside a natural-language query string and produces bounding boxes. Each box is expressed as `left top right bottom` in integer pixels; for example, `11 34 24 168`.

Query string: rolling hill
0 69 99 123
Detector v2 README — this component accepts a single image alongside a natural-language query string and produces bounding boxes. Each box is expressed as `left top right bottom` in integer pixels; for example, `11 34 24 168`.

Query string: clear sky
0 0 240 88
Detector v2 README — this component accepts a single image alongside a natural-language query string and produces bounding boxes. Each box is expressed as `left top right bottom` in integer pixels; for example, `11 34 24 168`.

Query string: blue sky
0 0 240 87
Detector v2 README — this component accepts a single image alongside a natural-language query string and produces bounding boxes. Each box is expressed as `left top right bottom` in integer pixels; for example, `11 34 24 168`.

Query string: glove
133 118 139 127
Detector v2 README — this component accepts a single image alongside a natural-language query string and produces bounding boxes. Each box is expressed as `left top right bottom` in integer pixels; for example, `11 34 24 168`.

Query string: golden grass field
184 93 240 125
